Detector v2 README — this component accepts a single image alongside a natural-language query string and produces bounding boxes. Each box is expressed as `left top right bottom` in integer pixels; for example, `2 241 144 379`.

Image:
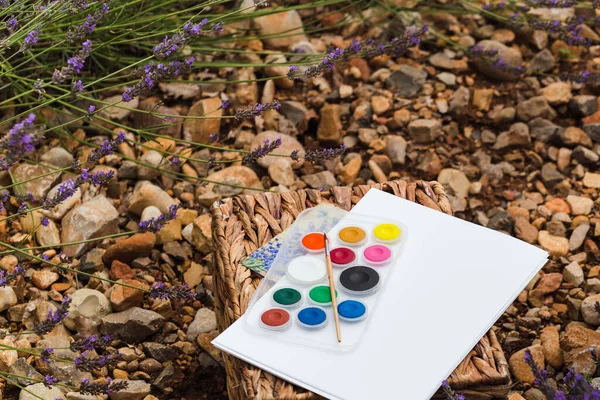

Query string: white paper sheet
213 189 548 400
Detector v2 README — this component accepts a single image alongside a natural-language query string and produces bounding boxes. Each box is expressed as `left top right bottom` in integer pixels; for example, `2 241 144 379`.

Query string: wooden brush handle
326 255 342 343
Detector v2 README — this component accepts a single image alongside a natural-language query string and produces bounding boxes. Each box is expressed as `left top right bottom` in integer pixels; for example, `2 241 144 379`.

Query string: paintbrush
324 232 342 343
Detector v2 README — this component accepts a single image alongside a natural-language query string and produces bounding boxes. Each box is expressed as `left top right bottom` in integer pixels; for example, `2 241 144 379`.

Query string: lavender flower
153 19 207 59
122 57 194 102
221 99 230 109
33 79 46 100
52 40 93 83
33 297 72 335
0 191 8 213
138 204 180 233
75 352 121 372
0 113 42 171
286 65 298 80
291 145 346 163
524 349 559 398
7 16 17 31
234 99 281 120
43 375 58 388
0 265 25 287
441 380 464 400
70 0 89 12
66 3 109 44
242 137 282 164
42 169 115 210
526 0 575 7
21 26 41 51
71 334 111 352
87 104 96 120
87 131 126 163
529 19 591 47
80 378 128 396
149 282 196 301
41 217 49 227
482 2 505 10
72 80 84 92
562 369 600 399
39 347 54 363
171 156 181 166
212 22 224 34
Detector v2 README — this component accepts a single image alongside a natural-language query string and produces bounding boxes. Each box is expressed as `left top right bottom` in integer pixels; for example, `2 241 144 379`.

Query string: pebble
269 159 295 186
31 269 59 289
582 172 600 188
61 195 119 257
509 345 544 384
437 169 471 199
183 97 222 144
108 380 151 400
129 181 177 215
538 230 569 257
536 273 562 294
137 150 163 180
198 166 262 206
0 338 17 371
581 294 600 326
566 195 594 215
65 288 112 332
569 95 597 117
437 72 456 87
514 217 538 244
103 233 156 265
387 65 426 97
517 96 556 122
563 261 584 287
371 96 391 115
317 104 343 144
110 279 149 311
540 325 564 369
529 49 555 73
302 171 336 190
40 147 74 168
100 95 138 120
540 82 572 105
251 131 304 168
493 123 531 151
386 136 407 165
19 383 65 400
569 224 590 252
341 155 362 184
253 10 307 48
101 307 165 343
408 119 441 144
11 164 61 200
36 220 61 247
473 40 523 81
187 308 217 341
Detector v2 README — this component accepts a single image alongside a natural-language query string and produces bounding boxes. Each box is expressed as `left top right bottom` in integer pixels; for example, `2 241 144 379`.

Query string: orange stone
544 198 570 214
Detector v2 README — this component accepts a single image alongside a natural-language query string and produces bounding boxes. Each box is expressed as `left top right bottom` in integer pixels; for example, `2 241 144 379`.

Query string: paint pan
338 226 367 247
260 308 292 331
337 300 367 323
363 244 393 267
297 307 328 330
301 232 326 253
330 247 356 268
272 287 302 308
373 223 402 244
339 266 381 296
286 256 327 286
308 285 338 307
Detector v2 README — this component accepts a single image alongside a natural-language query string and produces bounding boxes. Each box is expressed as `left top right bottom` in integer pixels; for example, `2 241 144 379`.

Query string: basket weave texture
210 180 510 400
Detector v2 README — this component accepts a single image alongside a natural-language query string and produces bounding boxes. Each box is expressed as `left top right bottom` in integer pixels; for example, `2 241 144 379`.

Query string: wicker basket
210 180 511 400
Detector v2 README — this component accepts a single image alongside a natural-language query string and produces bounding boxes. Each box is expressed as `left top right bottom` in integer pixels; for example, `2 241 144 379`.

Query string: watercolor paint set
243 204 408 351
